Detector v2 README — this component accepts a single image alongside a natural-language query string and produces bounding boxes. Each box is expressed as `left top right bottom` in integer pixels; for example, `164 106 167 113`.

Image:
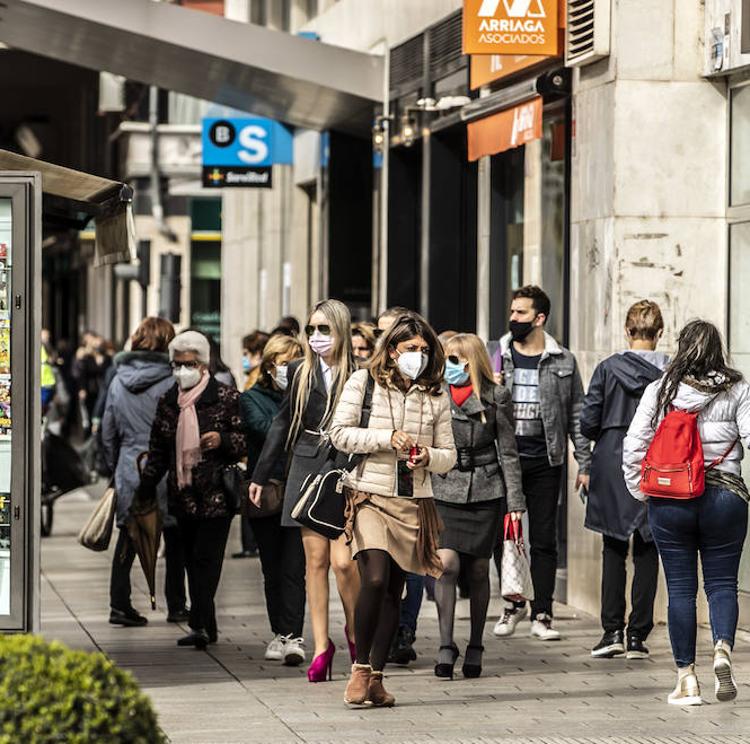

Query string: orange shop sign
463 0 559 56
467 96 543 161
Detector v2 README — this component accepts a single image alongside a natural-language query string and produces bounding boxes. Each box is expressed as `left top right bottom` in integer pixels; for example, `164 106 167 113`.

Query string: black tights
435 550 490 665
354 549 406 671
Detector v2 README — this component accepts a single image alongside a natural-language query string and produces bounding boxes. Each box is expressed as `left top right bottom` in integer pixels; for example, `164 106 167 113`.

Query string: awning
0 150 135 265
0 0 384 135
467 96 543 161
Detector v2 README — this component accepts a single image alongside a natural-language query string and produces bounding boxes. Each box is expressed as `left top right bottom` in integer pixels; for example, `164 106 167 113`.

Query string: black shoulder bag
291 375 375 539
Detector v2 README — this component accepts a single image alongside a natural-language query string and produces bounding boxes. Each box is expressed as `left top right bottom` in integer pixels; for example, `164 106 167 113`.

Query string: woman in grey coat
101 318 187 627
432 334 525 680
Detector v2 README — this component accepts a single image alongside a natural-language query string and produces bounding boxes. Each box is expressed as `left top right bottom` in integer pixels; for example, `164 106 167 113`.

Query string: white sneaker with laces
265 634 286 661
530 613 561 641
714 641 738 702
283 636 306 667
493 606 528 637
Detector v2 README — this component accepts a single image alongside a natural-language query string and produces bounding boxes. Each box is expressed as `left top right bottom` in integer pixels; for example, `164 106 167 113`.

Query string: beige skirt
345 490 444 578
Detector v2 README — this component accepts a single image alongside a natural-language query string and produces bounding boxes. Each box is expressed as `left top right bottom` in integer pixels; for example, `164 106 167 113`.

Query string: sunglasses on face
171 360 201 370
447 355 467 366
373 328 384 339
305 324 331 337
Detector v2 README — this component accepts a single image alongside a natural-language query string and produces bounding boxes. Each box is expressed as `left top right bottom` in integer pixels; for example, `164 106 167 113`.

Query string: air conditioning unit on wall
565 0 612 67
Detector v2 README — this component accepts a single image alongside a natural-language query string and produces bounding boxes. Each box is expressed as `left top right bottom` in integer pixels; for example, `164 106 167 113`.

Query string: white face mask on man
173 365 202 391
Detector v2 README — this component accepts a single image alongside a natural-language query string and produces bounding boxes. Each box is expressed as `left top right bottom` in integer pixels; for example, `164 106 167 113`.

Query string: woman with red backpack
623 319 750 707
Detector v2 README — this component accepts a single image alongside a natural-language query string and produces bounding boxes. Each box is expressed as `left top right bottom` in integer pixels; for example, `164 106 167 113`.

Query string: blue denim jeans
399 572 425 632
648 487 748 667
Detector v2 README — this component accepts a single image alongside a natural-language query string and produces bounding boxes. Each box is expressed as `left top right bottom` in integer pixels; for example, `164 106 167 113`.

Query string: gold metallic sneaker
714 641 738 703
668 666 702 707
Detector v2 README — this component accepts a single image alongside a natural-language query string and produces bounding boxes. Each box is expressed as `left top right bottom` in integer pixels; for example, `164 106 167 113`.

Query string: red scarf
450 384 474 408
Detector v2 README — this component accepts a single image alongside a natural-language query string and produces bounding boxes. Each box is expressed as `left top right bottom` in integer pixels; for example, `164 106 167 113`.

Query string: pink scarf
175 371 210 489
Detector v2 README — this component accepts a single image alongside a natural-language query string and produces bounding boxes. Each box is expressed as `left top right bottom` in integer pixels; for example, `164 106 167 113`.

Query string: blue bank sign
201 117 293 189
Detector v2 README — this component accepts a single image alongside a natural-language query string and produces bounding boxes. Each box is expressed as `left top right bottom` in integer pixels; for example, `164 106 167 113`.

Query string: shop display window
0 198 12 615
730 84 750 206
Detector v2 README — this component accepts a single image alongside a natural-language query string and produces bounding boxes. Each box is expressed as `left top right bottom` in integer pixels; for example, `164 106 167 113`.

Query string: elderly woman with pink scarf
139 331 246 650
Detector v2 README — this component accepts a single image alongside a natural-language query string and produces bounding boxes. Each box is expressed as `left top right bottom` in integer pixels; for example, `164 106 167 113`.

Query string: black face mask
509 319 536 342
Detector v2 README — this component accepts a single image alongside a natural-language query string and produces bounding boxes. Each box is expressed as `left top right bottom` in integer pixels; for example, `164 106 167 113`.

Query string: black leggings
354 549 406 671
435 550 491 649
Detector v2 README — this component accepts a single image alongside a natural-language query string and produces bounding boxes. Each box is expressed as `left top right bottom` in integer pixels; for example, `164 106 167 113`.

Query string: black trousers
110 526 188 613
601 532 659 638
250 515 306 638
240 515 258 553
178 516 233 635
493 457 562 617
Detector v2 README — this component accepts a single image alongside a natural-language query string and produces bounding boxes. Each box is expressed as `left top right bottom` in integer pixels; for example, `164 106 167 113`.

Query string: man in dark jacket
488 286 591 641
580 300 668 660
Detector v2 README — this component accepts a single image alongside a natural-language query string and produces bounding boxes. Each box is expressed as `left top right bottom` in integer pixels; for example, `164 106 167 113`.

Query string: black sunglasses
447 355 466 366
305 324 331 337
170 360 201 370
373 328 384 339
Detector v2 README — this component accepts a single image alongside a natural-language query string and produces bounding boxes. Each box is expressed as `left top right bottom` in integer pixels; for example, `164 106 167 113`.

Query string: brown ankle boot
367 671 395 707
344 664 372 705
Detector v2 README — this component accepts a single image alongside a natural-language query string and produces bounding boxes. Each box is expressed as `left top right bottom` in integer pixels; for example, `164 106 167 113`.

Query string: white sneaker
283 636 306 667
668 667 703 706
530 613 561 641
714 641 738 702
265 634 286 661
493 606 528 637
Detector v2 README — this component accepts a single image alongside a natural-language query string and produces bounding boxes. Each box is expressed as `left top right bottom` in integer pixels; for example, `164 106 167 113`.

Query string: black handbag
291 376 375 539
222 463 247 515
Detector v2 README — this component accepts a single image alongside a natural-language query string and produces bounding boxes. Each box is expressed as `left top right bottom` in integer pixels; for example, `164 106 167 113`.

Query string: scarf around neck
176 372 210 489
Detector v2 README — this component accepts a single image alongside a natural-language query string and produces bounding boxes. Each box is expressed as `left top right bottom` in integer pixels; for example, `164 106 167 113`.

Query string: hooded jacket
580 351 668 540
101 351 175 527
623 374 750 502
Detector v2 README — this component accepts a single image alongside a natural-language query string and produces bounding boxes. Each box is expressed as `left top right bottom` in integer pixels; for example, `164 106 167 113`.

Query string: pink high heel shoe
307 639 335 682
344 624 357 663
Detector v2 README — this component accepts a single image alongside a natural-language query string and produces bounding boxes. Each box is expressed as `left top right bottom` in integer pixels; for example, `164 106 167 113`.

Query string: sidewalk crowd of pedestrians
58 284 750 712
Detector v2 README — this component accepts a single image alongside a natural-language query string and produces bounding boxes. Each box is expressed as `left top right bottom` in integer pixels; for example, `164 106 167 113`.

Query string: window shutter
565 0 611 67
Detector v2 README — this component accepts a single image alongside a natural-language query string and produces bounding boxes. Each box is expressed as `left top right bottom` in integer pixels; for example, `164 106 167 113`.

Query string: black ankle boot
462 645 484 678
434 644 459 680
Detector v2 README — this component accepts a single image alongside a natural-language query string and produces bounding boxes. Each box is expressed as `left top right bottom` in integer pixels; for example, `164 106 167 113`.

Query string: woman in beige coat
329 313 456 708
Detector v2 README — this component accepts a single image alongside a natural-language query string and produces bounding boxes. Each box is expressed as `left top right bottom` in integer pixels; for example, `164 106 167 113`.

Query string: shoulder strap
707 438 740 471
358 374 375 429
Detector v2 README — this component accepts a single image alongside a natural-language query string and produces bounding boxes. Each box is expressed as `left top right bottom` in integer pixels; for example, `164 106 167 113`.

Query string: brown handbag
78 483 117 552
243 479 284 518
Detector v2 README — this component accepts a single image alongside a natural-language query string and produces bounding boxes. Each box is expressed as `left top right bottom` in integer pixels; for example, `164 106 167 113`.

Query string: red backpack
641 408 736 499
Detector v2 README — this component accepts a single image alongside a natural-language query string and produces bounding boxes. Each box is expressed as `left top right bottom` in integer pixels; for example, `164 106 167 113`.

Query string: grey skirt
435 498 505 558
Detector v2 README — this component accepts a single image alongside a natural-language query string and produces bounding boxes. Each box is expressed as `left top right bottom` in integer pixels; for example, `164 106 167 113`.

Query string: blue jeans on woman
648 486 748 668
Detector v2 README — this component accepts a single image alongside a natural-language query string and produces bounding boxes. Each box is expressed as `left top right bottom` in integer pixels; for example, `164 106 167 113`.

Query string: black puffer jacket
580 351 668 541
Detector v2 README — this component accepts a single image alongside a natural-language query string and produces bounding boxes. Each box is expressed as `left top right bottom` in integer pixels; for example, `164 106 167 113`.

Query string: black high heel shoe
462 645 484 678
434 644 459 679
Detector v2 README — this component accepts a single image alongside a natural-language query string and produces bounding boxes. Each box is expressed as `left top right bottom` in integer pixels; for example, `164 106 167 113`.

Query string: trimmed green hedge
0 635 165 743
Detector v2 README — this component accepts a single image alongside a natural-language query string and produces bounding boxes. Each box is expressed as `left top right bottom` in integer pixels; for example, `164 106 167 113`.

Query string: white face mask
173 365 202 391
397 351 428 381
273 364 289 391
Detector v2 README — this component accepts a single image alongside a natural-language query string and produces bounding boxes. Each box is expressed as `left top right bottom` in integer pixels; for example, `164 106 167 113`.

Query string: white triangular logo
478 0 547 18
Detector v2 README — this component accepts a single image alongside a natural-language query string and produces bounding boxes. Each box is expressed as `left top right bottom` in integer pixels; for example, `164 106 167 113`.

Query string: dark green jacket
240 383 285 481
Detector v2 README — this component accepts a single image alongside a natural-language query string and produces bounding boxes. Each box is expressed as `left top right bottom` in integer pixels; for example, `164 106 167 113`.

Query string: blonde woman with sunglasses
249 300 360 682
432 334 525 680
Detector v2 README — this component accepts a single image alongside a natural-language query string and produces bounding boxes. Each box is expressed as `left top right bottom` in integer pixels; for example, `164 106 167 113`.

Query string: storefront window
730 85 750 206
0 199 12 615
729 221 750 593
190 241 221 342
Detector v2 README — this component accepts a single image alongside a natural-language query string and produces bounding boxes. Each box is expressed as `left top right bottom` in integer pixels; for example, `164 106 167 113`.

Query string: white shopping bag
500 514 534 603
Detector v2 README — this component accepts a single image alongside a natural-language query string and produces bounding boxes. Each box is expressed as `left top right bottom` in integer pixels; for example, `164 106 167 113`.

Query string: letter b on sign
238 125 270 166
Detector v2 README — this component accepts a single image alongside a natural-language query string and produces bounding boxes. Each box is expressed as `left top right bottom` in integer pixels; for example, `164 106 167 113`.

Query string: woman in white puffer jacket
623 320 750 708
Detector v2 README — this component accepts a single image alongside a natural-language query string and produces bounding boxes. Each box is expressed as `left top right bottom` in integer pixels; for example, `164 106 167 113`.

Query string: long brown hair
368 313 445 395
444 333 495 403
288 299 355 445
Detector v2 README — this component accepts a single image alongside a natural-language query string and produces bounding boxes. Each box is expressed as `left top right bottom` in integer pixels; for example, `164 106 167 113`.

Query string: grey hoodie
101 351 176 527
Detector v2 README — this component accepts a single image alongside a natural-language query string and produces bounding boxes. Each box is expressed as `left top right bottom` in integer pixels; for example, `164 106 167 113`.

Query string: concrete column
476 155 491 341
224 0 250 22
566 0 728 622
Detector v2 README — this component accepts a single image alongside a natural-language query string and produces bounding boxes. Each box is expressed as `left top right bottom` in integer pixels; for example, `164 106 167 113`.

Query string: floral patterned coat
139 376 246 520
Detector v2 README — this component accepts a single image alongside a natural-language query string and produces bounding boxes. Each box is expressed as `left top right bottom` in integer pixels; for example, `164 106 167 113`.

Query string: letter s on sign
238 125 270 165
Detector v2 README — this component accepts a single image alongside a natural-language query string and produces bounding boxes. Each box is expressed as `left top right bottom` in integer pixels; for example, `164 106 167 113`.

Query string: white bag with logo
500 514 534 603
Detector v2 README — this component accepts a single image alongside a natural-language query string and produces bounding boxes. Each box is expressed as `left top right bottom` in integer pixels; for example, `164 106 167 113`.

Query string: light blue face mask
444 359 469 386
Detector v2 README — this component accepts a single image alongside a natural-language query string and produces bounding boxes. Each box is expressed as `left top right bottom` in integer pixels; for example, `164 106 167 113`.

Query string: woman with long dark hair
623 319 750 706
249 299 360 682
330 313 456 708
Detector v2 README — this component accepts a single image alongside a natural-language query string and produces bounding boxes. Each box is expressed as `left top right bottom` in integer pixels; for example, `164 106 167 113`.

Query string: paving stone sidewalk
41 493 750 744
